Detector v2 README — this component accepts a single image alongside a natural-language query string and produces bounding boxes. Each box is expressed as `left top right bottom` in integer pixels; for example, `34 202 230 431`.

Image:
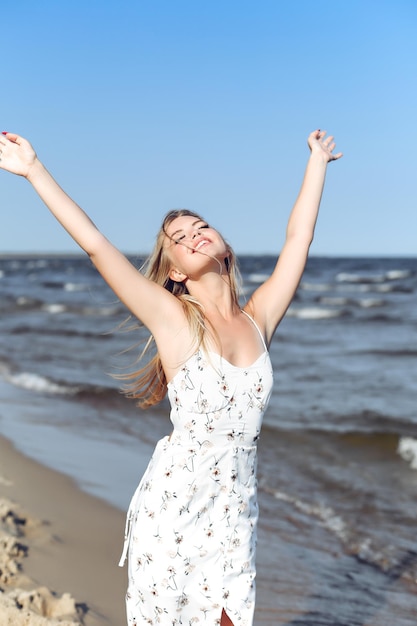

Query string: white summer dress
119 313 273 626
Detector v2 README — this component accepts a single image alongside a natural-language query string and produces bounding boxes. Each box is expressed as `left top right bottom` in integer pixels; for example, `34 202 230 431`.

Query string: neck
185 270 238 319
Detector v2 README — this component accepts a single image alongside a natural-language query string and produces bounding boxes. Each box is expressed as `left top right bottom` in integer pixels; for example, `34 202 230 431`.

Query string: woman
0 129 342 625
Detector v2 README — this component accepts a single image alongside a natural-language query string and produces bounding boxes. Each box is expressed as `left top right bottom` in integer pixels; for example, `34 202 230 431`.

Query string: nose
192 229 201 239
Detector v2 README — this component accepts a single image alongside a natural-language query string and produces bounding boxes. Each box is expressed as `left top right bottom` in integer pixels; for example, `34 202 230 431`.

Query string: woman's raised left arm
246 129 342 344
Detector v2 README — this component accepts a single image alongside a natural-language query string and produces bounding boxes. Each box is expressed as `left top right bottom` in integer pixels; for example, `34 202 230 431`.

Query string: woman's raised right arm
0 133 184 334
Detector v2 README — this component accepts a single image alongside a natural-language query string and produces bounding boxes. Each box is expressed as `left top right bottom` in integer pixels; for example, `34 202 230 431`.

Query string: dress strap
241 310 268 352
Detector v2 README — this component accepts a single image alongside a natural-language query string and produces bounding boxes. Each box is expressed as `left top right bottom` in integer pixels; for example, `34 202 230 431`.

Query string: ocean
0 253 416 625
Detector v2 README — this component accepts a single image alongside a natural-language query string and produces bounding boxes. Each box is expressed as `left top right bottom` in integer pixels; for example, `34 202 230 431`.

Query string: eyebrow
169 219 205 239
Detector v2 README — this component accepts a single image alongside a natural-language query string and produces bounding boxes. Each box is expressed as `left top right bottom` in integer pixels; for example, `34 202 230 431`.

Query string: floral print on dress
121 333 273 626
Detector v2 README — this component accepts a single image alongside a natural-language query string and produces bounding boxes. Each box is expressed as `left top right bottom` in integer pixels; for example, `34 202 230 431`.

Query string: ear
169 267 187 283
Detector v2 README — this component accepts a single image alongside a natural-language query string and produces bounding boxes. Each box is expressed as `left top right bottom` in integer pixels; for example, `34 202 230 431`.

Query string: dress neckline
207 349 267 370
167 348 268 388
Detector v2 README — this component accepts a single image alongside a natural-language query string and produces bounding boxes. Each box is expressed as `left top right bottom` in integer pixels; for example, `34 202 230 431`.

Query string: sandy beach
0 435 127 626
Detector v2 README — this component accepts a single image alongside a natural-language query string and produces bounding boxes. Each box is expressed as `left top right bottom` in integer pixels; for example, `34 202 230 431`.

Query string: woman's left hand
308 129 343 163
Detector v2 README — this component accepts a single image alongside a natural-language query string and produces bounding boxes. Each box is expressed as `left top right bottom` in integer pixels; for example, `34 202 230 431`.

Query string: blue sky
2 0 416 256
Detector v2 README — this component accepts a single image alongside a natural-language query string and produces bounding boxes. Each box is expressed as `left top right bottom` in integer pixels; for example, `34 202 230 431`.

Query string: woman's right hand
0 132 38 178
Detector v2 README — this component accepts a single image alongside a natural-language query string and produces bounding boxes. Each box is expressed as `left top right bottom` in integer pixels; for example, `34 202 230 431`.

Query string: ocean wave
336 269 412 284
286 306 346 320
10 325 113 340
386 269 412 280
16 296 43 309
41 303 68 314
262 415 417 439
41 280 67 289
359 348 417 358
336 283 412 294
363 313 400 323
374 284 413 293
358 297 385 308
332 416 417 438
25 259 49 270
259 477 416 576
260 482 350 543
337 272 385 284
300 282 332 292
317 296 385 308
317 296 351 306
397 437 417 470
246 273 270 284
4 371 81 396
0 362 119 400
64 282 89 292
81 304 125 316
12 296 124 317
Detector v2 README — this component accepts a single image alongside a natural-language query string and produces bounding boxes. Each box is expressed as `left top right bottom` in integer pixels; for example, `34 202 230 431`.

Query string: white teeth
196 240 209 250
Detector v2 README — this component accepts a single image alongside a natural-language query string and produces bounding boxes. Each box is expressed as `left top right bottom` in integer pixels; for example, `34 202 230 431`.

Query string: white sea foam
386 270 411 280
269 488 349 543
336 283 372 292
358 298 385 308
397 437 417 470
300 282 332 292
247 273 270 284
287 307 342 320
41 303 67 314
5 371 79 396
336 272 385 283
64 282 88 292
337 269 410 285
16 296 34 306
25 259 48 270
82 305 122 316
373 284 395 293
319 296 383 308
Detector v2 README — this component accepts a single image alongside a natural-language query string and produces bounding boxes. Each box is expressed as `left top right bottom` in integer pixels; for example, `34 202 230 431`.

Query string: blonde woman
0 129 342 625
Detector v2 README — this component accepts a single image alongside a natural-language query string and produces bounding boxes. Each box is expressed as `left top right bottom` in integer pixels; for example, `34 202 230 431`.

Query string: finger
309 129 322 140
332 152 343 160
2 132 20 143
323 135 334 147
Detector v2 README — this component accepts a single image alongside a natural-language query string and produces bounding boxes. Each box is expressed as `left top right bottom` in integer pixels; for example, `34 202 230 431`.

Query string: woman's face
163 215 228 278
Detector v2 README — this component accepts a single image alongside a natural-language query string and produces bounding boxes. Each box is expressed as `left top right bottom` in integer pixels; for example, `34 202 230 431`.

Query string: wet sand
0 435 127 625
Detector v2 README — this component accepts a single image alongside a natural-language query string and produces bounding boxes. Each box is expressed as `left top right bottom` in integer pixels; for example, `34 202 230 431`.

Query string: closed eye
174 223 210 244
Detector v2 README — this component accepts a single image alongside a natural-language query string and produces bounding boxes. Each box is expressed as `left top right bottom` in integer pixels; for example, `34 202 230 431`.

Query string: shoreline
0 434 127 625
1 430 415 626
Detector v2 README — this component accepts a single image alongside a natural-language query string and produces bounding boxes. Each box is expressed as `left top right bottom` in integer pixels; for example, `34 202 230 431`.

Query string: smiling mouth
194 239 210 251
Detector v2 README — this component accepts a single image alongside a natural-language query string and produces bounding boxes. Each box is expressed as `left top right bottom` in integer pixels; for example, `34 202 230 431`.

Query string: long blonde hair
118 209 241 408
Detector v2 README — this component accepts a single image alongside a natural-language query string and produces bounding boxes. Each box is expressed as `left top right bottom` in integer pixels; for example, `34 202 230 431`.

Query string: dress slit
221 608 236 626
